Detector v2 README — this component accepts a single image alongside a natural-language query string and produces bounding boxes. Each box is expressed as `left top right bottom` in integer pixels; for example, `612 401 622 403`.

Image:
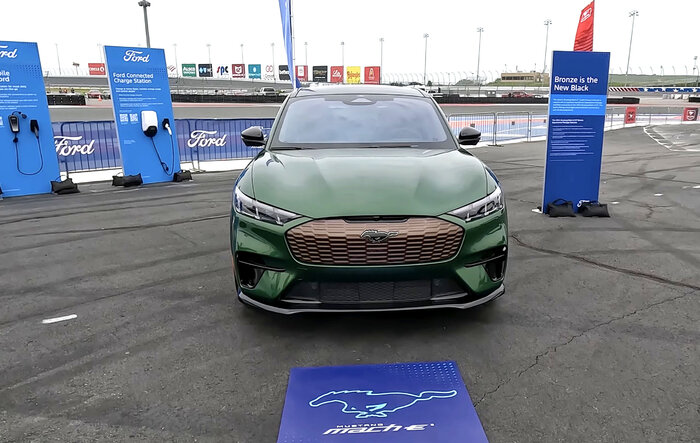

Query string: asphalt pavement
0 126 698 442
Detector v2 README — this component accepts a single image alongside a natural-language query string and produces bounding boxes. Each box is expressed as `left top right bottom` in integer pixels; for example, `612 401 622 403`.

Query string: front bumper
230 209 508 313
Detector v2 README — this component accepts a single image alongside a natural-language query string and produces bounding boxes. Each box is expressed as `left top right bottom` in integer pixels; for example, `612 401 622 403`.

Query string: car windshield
272 94 452 148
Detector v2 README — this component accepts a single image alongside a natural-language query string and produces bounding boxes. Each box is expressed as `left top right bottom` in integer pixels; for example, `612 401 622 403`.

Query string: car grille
286 217 463 265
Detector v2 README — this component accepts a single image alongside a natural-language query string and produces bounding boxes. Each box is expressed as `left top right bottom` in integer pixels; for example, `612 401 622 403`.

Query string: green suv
230 85 507 313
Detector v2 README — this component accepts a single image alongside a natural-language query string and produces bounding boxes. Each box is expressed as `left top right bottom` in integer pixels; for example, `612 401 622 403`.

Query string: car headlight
448 185 504 222
233 187 300 226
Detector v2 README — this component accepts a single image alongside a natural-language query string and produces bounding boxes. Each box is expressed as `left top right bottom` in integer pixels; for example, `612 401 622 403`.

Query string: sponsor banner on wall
198 63 213 77
216 65 230 77
278 361 488 442
88 62 106 76
182 63 196 77
346 66 361 84
248 64 261 79
232 63 245 78
279 64 290 81
330 65 343 83
682 107 698 121
296 65 308 82
312 65 328 82
364 66 380 84
52 121 122 172
264 64 275 81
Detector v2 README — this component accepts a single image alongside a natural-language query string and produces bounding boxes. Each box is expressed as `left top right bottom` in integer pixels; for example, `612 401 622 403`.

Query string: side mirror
241 126 265 147
458 126 481 146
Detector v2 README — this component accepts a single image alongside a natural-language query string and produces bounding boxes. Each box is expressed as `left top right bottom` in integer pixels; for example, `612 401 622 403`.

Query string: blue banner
105 46 181 184
51 119 274 172
278 0 300 88
543 51 610 212
278 361 487 442
248 64 262 79
0 41 60 197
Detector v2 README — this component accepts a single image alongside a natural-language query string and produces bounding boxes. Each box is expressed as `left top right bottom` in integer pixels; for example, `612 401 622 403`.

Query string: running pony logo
309 390 457 419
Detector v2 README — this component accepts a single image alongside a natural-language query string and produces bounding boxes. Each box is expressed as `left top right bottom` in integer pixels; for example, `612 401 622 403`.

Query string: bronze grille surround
286 217 464 266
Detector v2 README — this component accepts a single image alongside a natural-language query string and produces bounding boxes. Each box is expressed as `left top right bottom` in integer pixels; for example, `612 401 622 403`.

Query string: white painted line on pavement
42 314 77 324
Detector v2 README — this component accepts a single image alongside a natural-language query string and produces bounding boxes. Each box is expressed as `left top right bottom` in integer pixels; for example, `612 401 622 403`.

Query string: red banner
232 64 245 78
682 107 698 122
88 63 105 76
573 1 595 51
296 65 308 82
625 107 637 124
330 66 343 83
364 66 380 84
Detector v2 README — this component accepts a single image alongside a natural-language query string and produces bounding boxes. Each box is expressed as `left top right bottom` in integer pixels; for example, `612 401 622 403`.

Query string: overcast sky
4 0 699 78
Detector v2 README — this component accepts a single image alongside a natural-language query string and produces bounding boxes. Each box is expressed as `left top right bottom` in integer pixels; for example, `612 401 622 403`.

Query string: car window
274 95 451 146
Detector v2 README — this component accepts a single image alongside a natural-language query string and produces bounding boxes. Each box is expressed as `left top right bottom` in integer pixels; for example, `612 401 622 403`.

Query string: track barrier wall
52 110 688 176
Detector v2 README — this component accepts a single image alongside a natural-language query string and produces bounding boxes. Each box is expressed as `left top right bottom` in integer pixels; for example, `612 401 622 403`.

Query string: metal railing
448 108 688 146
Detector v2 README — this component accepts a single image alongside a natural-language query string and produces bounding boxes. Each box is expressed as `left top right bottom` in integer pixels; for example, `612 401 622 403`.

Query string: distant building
500 72 550 84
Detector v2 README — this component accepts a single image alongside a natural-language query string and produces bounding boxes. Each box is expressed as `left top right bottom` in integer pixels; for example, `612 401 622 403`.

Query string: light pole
625 10 639 86
240 44 244 65
72 62 80 76
379 37 384 84
423 33 429 85
137 0 151 48
543 19 552 74
271 43 276 83
304 41 308 67
694 56 699 87
206 44 211 64
55 43 62 75
173 43 178 77
476 27 484 95
341 41 345 84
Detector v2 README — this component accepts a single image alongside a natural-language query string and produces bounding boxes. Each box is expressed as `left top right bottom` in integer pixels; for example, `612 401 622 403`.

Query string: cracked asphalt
0 126 698 442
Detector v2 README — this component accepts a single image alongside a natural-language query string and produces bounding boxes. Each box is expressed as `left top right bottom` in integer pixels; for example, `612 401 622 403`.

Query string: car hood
250 148 488 218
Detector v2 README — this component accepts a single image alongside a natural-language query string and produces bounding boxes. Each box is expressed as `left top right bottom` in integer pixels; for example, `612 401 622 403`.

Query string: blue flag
278 0 300 88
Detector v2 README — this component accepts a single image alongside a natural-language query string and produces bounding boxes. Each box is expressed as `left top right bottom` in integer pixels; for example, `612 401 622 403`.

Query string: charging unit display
0 41 60 197
104 46 180 184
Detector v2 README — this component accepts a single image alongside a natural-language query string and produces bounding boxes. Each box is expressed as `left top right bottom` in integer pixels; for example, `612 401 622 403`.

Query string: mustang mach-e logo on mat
322 423 433 435
123 50 150 63
361 230 398 244
309 389 457 418
0 45 18 58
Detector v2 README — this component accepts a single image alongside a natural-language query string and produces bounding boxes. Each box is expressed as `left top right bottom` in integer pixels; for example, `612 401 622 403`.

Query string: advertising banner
104 46 181 184
198 63 213 77
0 40 60 197
279 65 290 81
248 64 262 79
278 361 487 443
312 65 328 82
573 1 595 51
264 65 275 81
296 65 308 82
52 121 121 172
88 62 106 76
682 107 698 122
278 0 300 87
346 66 361 84
364 66 380 84
543 50 610 213
182 63 196 77
216 65 230 77
625 106 637 124
232 63 245 78
330 66 343 83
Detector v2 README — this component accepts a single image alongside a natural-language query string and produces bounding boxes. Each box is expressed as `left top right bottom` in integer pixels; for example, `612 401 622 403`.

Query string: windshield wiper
365 144 420 148
270 146 308 150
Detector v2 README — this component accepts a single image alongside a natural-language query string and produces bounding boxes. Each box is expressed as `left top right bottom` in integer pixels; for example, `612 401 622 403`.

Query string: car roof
292 84 428 98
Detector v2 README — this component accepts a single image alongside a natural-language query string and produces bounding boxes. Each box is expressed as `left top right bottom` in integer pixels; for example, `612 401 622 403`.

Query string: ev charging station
0 41 60 197
104 45 180 184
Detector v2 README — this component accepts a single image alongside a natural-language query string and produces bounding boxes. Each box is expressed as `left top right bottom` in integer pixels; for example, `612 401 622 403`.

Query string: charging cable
10 112 44 176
